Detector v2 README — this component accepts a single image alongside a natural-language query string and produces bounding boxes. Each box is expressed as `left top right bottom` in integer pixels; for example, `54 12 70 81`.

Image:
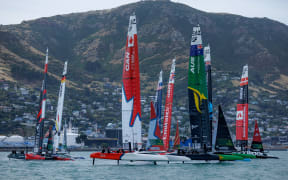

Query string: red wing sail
251 120 264 152
122 15 142 149
236 65 248 150
162 59 176 151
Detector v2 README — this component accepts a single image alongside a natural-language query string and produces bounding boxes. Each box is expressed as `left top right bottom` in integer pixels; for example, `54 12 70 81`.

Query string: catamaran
146 71 164 151
25 51 72 160
121 14 142 151
236 65 249 152
204 45 214 151
25 49 50 160
250 120 278 159
54 61 68 153
91 14 163 163
162 58 176 152
213 105 246 160
174 25 218 160
90 15 183 164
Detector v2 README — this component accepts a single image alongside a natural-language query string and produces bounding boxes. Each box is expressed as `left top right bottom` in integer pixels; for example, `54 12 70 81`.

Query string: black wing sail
215 105 236 152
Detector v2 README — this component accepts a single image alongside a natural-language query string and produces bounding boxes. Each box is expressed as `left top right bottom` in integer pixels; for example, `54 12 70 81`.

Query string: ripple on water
0 151 287 180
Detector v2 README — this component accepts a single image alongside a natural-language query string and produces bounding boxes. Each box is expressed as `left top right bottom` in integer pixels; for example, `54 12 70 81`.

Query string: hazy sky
0 0 287 25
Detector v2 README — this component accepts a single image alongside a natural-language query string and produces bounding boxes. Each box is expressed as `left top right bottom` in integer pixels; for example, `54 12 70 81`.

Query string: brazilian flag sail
188 25 211 150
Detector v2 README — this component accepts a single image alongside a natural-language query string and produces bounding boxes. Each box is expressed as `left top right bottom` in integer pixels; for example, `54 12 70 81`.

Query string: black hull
256 155 279 159
7 153 25 160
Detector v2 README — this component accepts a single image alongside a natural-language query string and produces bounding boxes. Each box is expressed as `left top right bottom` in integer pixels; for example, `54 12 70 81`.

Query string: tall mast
236 65 248 151
54 61 68 152
204 45 214 151
122 14 142 150
34 48 49 154
63 120 68 152
162 59 176 151
188 25 210 151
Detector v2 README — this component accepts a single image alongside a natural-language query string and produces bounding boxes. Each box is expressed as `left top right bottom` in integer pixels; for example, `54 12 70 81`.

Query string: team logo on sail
236 110 243 120
125 52 130 71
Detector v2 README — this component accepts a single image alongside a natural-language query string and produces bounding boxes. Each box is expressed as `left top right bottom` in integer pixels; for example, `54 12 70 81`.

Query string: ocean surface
0 151 287 180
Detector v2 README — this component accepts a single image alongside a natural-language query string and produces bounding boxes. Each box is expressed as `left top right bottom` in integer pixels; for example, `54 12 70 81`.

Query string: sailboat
162 58 176 152
204 45 214 151
165 25 219 161
121 13 142 151
54 61 68 153
25 49 50 160
146 71 164 151
147 59 176 152
25 51 72 160
8 49 48 160
236 65 249 152
90 14 167 163
213 105 245 160
250 120 278 159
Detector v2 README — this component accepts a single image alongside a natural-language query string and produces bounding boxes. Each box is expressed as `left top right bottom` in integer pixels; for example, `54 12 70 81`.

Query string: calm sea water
0 151 287 180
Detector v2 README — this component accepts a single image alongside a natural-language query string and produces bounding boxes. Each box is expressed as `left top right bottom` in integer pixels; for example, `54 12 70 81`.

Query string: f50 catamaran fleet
90 14 278 164
8 13 278 163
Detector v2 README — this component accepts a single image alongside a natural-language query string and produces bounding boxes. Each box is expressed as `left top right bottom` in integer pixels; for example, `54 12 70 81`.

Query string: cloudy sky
0 0 287 25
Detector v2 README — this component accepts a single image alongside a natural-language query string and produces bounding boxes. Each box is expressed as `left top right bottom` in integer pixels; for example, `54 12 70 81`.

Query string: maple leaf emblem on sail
128 35 134 47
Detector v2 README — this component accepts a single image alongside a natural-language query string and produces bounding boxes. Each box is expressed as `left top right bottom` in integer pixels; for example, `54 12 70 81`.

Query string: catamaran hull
255 155 279 159
25 153 72 160
90 152 223 162
232 153 256 159
90 152 168 161
7 153 25 160
216 154 245 161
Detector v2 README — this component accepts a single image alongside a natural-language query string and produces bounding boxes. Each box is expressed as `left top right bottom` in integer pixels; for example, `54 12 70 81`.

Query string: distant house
0 106 12 112
13 117 23 122
72 110 80 117
2 83 9 91
19 87 29 96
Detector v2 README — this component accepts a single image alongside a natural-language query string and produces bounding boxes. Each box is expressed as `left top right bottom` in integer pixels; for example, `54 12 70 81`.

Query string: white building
59 123 81 147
